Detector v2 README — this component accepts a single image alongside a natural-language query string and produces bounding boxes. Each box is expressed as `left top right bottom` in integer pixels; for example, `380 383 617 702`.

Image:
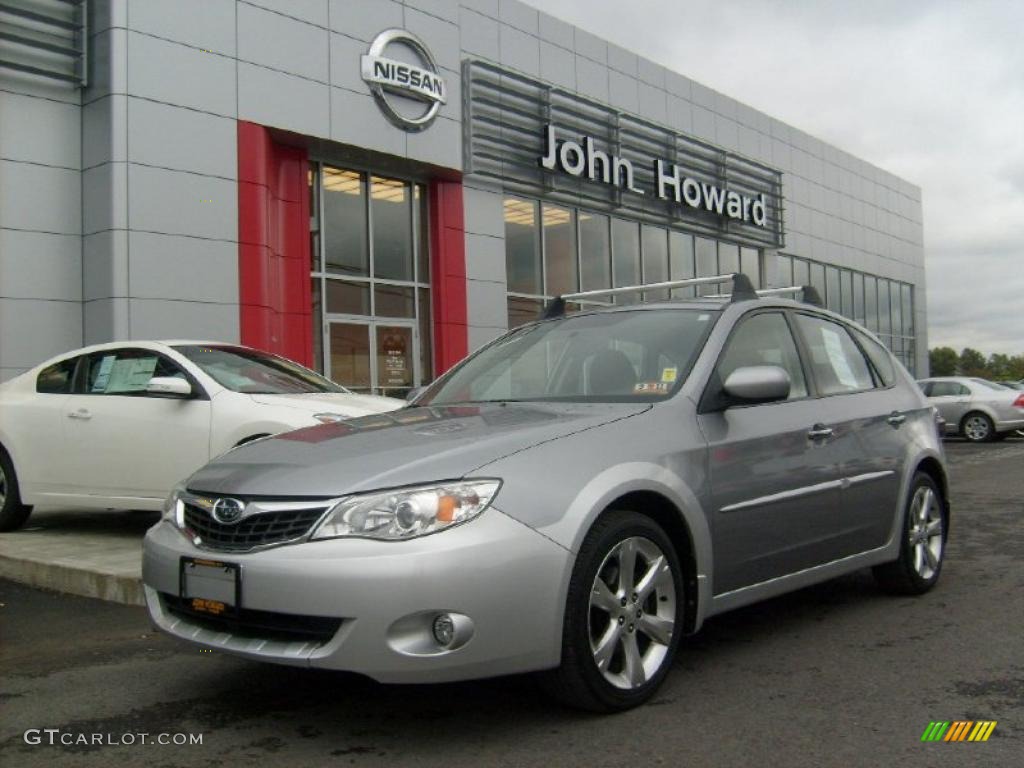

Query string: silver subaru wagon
143 275 949 712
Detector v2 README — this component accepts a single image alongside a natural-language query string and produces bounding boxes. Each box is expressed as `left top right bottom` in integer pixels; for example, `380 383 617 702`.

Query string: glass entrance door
310 164 433 394
328 320 419 398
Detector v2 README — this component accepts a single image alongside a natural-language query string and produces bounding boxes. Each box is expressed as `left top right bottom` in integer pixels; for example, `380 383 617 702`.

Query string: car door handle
807 424 834 440
887 412 907 427
67 409 92 420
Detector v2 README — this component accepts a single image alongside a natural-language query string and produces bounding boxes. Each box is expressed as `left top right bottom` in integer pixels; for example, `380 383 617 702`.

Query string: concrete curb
0 553 145 606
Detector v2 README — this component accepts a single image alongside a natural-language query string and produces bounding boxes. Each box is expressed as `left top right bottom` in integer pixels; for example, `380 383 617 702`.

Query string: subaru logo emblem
211 497 246 525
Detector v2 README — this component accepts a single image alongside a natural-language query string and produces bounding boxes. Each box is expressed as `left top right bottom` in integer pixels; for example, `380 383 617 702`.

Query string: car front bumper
142 508 572 683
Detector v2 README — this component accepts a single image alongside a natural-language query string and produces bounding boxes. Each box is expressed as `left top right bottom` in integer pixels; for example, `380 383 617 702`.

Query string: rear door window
930 382 964 397
794 314 874 395
36 357 78 394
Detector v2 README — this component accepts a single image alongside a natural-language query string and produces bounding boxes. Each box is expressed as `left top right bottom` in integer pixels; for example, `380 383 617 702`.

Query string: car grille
162 594 342 644
182 501 328 552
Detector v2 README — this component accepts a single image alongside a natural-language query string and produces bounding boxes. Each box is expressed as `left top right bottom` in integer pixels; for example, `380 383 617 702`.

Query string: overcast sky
537 0 1024 358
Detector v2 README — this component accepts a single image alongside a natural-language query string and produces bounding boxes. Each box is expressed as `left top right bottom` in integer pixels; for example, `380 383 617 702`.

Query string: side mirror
405 386 425 403
722 365 790 405
146 376 192 398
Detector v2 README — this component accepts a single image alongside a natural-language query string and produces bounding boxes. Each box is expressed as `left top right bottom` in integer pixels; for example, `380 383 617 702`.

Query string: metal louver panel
463 58 784 248
0 0 87 87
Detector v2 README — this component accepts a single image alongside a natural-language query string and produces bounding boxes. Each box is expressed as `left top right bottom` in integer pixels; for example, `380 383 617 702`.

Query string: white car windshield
420 308 718 405
175 345 347 395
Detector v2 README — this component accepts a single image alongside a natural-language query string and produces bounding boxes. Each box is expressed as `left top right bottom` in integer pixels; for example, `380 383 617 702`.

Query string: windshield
419 308 718 405
175 345 347 395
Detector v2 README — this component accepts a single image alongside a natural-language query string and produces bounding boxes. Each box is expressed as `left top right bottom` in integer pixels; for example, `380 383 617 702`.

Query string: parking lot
1 438 1021 768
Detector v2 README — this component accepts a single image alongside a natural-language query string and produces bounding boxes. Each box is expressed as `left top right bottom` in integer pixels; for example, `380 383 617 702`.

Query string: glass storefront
309 164 432 397
777 254 916 374
504 195 763 325
504 193 917 375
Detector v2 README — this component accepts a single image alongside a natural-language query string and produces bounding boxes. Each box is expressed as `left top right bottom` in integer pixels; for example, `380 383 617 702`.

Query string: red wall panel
238 123 468 377
429 180 468 374
237 121 312 366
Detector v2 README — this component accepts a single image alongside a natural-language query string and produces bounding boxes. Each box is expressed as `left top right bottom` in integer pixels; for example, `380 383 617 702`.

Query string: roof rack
541 273 760 319
703 285 824 307
540 274 823 319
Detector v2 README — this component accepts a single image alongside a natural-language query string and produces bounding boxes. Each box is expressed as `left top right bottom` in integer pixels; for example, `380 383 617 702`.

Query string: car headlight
162 483 185 525
311 480 501 541
313 412 348 424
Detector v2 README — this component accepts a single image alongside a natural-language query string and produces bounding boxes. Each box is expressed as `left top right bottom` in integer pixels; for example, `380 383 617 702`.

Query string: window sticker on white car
104 357 158 393
90 355 116 392
821 327 859 389
661 367 678 383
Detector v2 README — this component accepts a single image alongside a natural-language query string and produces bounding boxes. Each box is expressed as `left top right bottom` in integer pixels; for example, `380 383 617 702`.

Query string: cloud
535 0 1024 357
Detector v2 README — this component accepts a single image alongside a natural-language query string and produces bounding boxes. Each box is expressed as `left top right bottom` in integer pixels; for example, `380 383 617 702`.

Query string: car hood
247 392 404 417
186 402 650 497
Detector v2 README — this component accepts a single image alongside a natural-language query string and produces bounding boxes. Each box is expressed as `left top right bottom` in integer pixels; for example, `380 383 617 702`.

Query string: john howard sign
463 60 784 248
539 125 768 228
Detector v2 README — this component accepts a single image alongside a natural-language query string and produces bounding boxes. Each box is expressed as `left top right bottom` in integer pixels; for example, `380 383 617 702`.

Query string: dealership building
0 0 927 393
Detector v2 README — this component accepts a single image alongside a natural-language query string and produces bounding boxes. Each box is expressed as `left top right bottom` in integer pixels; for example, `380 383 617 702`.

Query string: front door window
311 164 432 396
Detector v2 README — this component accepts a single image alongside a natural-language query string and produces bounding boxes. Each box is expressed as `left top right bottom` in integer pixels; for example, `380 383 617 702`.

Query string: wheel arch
915 455 951 522
602 490 703 635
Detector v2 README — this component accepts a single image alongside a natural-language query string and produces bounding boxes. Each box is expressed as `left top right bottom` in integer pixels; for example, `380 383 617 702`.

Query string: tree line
929 347 1024 380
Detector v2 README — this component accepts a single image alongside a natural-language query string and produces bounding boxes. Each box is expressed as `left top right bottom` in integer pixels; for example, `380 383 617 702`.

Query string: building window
502 196 762 327
772 254 917 375
310 163 432 397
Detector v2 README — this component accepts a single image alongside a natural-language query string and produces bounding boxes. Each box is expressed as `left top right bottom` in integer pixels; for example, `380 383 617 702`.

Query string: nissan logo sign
360 28 447 132
211 498 246 526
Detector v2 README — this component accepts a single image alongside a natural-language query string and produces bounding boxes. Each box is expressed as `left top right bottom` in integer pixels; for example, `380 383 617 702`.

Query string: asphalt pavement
1 438 1021 767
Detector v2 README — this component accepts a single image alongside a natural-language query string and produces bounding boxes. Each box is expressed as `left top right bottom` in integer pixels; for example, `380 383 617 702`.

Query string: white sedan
0 341 404 530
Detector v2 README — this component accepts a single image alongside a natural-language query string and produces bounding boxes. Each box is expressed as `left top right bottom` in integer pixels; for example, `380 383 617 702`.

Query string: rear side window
36 358 78 394
917 381 933 396
716 312 808 400
794 314 874 395
853 329 896 386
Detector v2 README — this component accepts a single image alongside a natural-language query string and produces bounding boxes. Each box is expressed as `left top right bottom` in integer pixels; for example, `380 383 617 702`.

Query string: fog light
432 613 455 647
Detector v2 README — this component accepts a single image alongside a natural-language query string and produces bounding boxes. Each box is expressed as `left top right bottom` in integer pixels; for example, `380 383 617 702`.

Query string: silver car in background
918 376 1024 442
143 277 949 712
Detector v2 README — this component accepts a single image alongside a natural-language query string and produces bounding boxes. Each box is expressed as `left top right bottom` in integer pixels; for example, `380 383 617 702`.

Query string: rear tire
873 472 947 595
0 449 33 532
960 411 994 443
541 510 684 712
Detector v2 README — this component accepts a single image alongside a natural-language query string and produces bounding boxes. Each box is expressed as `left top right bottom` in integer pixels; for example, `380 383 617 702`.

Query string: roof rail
541 273 755 319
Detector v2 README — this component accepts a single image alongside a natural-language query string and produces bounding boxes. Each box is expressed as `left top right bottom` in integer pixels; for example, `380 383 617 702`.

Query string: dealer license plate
179 557 241 616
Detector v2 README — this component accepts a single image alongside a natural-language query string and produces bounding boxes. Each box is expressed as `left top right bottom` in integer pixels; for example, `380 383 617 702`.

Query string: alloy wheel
0 462 6 508
588 536 677 690
963 415 991 442
907 486 943 580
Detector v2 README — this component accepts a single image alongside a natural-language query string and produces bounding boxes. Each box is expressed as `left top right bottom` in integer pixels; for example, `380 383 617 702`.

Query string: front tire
542 511 684 712
873 472 947 595
0 449 33 532
961 411 994 442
